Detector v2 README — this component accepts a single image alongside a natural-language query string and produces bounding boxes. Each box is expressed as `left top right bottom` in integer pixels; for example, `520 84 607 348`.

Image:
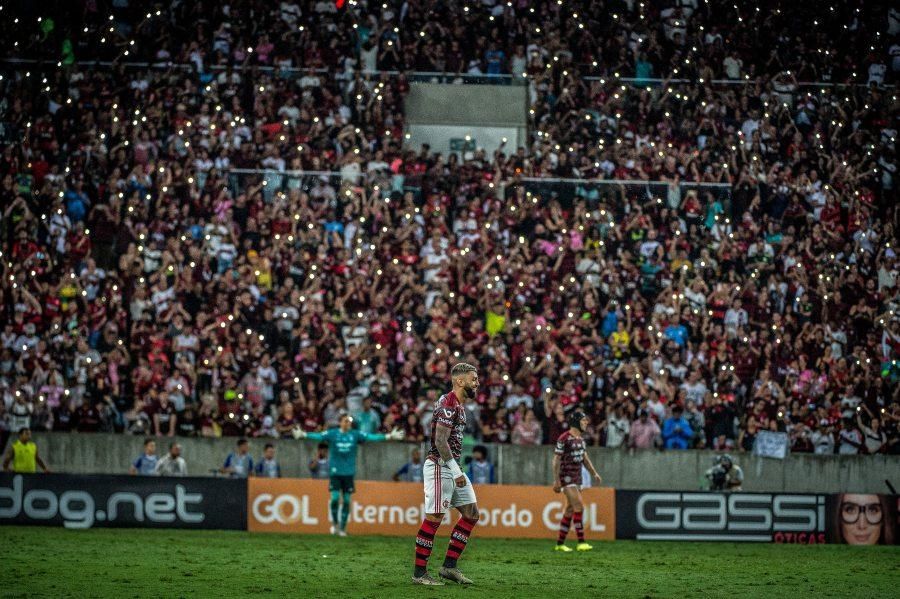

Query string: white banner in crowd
753 431 790 459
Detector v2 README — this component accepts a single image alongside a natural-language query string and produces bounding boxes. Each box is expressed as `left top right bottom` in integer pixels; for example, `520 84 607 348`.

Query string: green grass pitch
1 526 897 598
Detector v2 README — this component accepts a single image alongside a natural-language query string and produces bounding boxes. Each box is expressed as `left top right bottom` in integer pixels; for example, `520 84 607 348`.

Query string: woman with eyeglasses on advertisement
830 494 897 545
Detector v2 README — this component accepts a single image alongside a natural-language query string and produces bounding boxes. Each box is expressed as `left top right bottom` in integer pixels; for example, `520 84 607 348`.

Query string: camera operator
705 454 743 491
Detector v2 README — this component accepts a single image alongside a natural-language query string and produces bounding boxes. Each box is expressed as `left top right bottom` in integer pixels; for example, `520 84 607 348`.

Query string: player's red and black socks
557 514 572 545
443 516 478 569
573 511 585 543
414 519 440 577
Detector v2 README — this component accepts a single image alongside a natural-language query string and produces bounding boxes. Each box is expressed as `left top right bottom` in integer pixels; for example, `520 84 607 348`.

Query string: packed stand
0 1 898 456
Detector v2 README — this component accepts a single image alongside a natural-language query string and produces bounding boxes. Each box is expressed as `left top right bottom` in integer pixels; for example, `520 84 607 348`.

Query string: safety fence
2 473 896 545
1 57 875 90
26 434 898 494
516 176 733 215
225 169 734 218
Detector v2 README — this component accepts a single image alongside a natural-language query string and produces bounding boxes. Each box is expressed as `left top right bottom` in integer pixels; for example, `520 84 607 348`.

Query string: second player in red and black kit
556 430 585 486
552 410 602 552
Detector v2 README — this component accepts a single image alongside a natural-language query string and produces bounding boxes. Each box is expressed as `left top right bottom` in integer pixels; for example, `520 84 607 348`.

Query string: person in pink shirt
629 410 661 449
511 409 542 446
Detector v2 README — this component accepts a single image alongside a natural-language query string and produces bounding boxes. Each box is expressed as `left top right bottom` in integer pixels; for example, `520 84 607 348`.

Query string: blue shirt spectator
662 407 694 450
601 309 618 339
129 438 157 475
393 448 424 482
467 446 496 484
254 444 281 478
485 47 506 75
222 438 254 478
324 220 344 234
64 186 89 222
664 321 688 347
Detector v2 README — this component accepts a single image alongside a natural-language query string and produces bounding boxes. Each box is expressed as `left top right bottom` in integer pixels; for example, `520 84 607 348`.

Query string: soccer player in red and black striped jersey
412 363 480 586
553 410 602 552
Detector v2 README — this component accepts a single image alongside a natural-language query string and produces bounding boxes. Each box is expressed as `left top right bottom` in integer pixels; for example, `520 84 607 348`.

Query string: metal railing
227 168 412 202
516 176 732 214
0 57 521 85
1 57 875 90
224 169 733 217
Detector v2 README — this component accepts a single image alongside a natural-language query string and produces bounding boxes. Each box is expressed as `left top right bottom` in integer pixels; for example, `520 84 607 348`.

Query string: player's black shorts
329 475 355 493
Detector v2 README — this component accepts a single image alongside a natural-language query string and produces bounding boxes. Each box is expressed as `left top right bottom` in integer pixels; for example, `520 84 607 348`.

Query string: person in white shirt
605 405 631 448
366 149 390 173
811 423 835 455
681 371 708 406
155 443 187 477
419 234 448 259
504 385 534 411
867 62 887 86
151 278 176 316
510 45 527 80
165 371 191 412
48 209 71 254
740 110 761 140
724 299 748 336
838 422 864 455
771 71 798 108
422 249 449 284
723 52 742 79
859 413 887 454
277 98 301 124
274 305 299 333
646 392 667 423
256 356 278 404
683 279 708 311
576 256 602 288
342 320 369 348
15 324 40 354
280 1 301 25
890 43 900 74
639 238 662 260
299 68 321 89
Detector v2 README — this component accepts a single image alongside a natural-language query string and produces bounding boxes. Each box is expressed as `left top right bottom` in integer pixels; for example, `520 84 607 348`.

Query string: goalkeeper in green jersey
294 413 405 536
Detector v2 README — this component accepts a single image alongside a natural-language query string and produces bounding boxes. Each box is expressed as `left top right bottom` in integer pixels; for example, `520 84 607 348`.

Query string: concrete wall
405 83 526 127
27 433 414 481
587 448 898 494
404 83 527 158
26 433 899 494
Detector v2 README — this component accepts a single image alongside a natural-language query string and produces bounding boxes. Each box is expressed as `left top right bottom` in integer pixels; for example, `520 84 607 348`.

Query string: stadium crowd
0 1 898 456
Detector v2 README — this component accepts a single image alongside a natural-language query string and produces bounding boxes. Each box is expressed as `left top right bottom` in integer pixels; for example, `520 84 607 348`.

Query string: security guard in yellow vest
3 428 50 474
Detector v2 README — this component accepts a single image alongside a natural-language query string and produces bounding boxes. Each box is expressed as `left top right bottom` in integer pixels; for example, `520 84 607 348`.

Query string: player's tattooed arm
435 424 453 464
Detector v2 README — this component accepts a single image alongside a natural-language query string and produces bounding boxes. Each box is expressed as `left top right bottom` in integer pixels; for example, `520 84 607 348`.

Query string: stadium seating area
0 1 897 455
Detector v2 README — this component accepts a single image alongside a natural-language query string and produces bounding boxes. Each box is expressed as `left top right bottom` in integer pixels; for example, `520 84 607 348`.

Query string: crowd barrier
26 433 899 495
4 58 872 89
2 474 896 545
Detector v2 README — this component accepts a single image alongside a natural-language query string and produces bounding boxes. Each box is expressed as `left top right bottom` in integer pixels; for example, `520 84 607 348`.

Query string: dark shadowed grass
0 526 897 598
